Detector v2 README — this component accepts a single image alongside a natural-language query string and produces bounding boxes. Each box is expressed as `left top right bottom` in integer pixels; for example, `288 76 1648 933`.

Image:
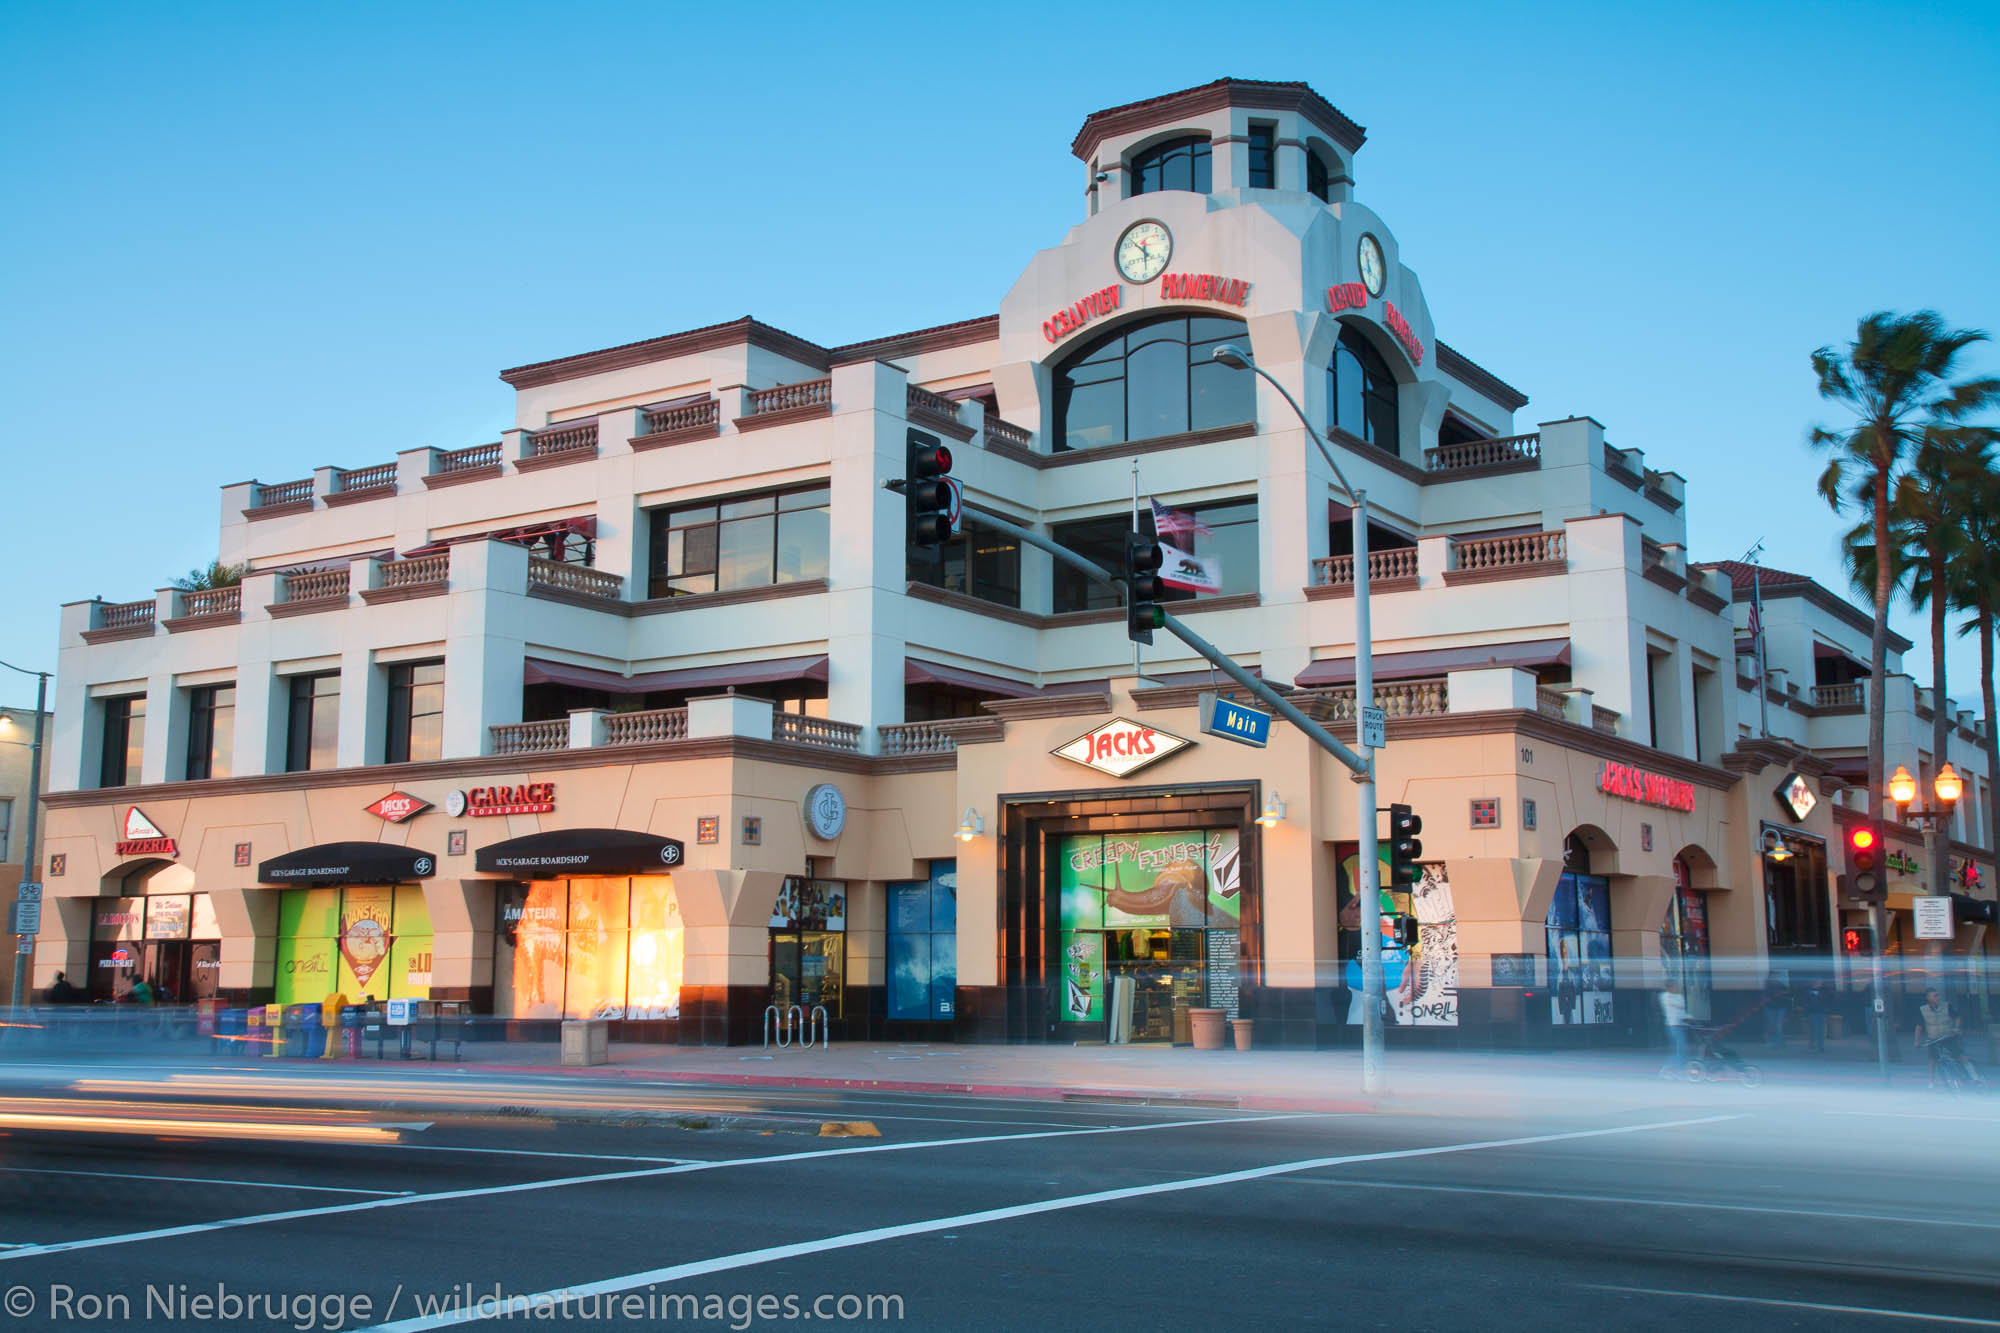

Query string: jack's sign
1053 718 1191 779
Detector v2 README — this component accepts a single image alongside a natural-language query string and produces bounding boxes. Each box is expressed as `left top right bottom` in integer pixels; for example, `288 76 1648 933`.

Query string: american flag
1151 499 1211 539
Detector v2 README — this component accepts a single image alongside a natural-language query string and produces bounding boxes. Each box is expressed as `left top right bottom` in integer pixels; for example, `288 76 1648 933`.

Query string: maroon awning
523 654 829 696
1295 638 1571 687
904 659 1038 698
406 515 598 558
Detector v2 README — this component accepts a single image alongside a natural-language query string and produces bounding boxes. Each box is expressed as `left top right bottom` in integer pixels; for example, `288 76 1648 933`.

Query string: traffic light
1841 924 1872 955
1949 893 1998 925
1846 823 1884 903
904 428 959 548
1122 531 1165 645
1386 804 1423 888
1390 915 1419 948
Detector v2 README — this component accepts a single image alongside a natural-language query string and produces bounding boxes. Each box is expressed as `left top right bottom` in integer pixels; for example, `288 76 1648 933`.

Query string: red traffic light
1850 827 1876 852
1841 925 1871 954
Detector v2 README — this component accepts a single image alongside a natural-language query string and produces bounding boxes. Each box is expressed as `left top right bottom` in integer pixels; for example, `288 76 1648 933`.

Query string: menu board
144 894 191 940
1205 930 1241 1017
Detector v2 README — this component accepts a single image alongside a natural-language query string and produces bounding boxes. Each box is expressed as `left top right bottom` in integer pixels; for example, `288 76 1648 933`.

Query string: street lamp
1888 762 1961 902
0 658 49 1014
1212 342 1388 1092
1761 830 1794 863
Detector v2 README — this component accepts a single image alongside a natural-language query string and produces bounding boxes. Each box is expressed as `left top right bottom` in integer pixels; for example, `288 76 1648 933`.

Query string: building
31 79 1996 1044
1 703 53 1005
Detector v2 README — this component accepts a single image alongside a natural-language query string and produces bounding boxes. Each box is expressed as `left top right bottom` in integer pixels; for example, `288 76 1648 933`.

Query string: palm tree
170 561 244 592
1843 427 1995 892
1811 311 2000 839
1952 463 2000 859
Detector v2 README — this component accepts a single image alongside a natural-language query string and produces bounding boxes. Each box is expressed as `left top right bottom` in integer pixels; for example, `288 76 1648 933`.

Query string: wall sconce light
1256 792 1287 827
955 807 984 842
1761 829 1793 863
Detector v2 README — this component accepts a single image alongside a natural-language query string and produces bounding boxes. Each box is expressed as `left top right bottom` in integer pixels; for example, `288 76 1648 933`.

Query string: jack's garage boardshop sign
445 784 557 817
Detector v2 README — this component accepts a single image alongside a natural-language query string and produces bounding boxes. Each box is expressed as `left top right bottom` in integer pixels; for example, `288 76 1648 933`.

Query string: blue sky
2 1 1996 712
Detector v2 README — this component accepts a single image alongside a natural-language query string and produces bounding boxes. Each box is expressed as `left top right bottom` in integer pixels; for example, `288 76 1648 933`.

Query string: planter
1189 1007 1226 1050
1231 1018 1254 1051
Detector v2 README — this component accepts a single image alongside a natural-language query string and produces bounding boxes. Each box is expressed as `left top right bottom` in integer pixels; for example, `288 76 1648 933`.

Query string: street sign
1360 705 1387 750
1197 692 1272 748
1914 896 1955 940
11 902 39 936
14 935 28 955
15 883 40 903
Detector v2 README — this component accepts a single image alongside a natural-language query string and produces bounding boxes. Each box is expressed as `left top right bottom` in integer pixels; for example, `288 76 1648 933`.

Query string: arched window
1328 326 1399 453
1306 151 1331 203
1053 314 1253 451
1129 136 1211 196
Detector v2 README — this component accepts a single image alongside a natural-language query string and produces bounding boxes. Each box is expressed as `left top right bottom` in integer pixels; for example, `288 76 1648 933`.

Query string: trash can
283 1004 317 1058
1188 1008 1227 1050
561 1018 610 1067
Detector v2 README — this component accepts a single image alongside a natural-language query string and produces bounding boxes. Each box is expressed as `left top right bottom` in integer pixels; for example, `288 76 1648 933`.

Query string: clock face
1358 234 1387 296
1116 221 1172 283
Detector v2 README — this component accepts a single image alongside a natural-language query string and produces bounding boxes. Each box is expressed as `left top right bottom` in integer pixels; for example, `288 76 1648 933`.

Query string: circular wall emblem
444 789 468 818
660 844 682 866
412 857 434 877
804 783 847 840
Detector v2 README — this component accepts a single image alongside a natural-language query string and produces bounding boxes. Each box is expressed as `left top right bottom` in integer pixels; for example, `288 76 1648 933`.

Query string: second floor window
286 673 340 773
907 515 1022 608
386 661 445 764
1247 123 1275 188
648 486 830 599
100 695 144 788
1130 135 1211 195
1051 499 1258 612
1306 150 1331 202
185 685 235 781
1054 314 1254 452
1330 326 1400 453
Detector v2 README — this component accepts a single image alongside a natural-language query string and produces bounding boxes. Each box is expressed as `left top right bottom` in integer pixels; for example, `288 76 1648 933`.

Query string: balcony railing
529 421 598 457
1813 682 1864 709
642 398 719 436
603 708 689 746
1592 705 1621 735
99 598 156 632
1449 530 1566 573
490 720 570 756
335 462 398 494
281 567 349 603
906 383 962 422
252 478 314 510
745 378 831 417
878 717 996 756
773 713 863 752
1311 547 1419 587
1425 432 1541 472
528 558 622 602
986 416 1032 450
182 587 240 617
1536 686 1568 719
436 442 502 475
379 553 448 588
1295 677 1450 721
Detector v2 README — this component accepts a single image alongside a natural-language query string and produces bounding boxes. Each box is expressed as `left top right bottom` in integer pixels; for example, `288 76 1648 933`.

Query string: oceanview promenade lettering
1042 284 1123 342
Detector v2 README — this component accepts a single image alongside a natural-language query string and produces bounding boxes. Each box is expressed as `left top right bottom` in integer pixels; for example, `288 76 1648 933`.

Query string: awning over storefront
258 842 438 886
904 658 1038 698
404 515 598 559
1294 638 1570 687
522 654 830 696
476 827 687 875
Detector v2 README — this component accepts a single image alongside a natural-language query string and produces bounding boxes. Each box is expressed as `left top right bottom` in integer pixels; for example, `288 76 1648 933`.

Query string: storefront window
1660 857 1712 1022
494 877 683 1021
86 890 225 1003
887 861 956 1021
275 884 432 1005
770 878 847 1018
1546 873 1614 1025
1055 831 1242 1035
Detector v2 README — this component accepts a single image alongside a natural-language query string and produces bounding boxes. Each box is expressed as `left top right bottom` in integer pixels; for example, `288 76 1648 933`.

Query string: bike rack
762 1004 826 1050
762 1004 796 1048
802 1005 829 1050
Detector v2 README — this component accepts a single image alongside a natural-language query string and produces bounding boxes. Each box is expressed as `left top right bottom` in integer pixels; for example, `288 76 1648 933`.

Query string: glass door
769 930 845 1018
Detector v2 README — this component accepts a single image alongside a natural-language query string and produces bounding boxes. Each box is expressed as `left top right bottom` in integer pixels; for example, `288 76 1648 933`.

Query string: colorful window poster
337 885 396 997
1061 931 1103 1021
886 861 957 1021
279 886 341 940
390 884 433 999
628 877 683 1020
274 935 337 1005
498 882 569 1020
1336 846 1459 1026
1547 873 1613 1025
1058 831 1241 930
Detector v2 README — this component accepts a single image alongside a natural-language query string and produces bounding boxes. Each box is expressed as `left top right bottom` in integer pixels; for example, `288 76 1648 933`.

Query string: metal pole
1869 899 1891 1081
7 669 47 1013
1352 487 1384 1093
1131 460 1142 683
1751 563 1770 739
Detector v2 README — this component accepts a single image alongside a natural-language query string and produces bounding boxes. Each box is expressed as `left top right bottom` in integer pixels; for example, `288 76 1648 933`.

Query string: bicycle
1684 1024 1763 1087
1922 1035 1988 1094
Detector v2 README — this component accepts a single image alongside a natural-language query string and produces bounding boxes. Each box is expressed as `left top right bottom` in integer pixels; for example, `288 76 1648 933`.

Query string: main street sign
1198 692 1271 748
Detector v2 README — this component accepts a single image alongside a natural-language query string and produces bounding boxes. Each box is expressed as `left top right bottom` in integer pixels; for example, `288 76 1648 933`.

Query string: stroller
1682 1020 1763 1087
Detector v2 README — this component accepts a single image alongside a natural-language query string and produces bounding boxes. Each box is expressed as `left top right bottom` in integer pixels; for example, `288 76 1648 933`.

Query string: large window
0 798 10 861
385 661 445 764
1246 122 1275 188
1329 326 1400 453
1547 847 1613 1026
1053 314 1254 452
888 860 957 1022
648 485 829 599
1052 499 1258 612
100 695 144 788
286 673 340 773
1129 135 1211 195
495 877 683 1021
1306 150 1331 202
907 515 1021 608
185 685 234 781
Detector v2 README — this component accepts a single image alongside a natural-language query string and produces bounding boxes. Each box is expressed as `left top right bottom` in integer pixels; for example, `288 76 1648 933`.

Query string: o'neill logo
1598 761 1696 813
1052 717 1192 779
364 791 432 824
116 806 178 858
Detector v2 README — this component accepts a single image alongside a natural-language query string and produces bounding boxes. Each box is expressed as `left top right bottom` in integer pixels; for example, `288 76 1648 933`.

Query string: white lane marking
369 1144 697 1165
1589 1284 2000 1328
357 1114 1739 1332
1279 1177 2000 1230
1824 1110 2000 1125
0 1112 1312 1261
0 1166 411 1197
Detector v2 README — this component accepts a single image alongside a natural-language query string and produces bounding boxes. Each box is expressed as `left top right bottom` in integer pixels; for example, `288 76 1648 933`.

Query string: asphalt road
0 1061 1995 1331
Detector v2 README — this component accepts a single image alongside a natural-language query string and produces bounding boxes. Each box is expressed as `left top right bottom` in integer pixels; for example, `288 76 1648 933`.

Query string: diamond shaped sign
1775 771 1817 823
364 791 432 824
1052 717 1192 779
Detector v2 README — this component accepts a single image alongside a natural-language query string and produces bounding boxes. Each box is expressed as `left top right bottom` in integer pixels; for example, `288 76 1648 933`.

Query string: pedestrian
1762 977 1789 1050
45 971 79 1004
1803 981 1829 1055
1659 982 1690 1079
1914 988 1962 1087
127 976 154 1005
